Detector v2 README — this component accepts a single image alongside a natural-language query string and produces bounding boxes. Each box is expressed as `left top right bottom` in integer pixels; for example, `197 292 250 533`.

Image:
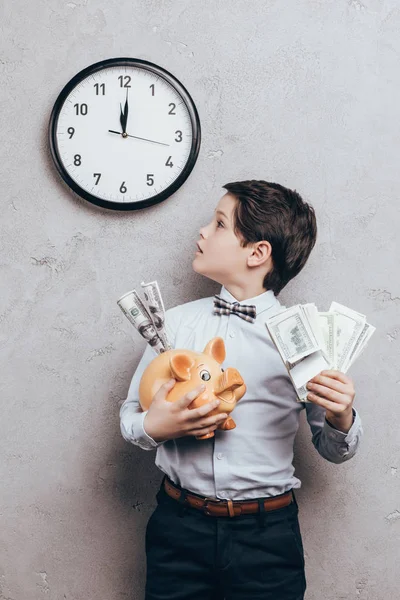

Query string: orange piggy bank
139 337 246 440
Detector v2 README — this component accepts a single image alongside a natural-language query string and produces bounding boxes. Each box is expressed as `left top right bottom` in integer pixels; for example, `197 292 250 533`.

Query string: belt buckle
203 496 223 516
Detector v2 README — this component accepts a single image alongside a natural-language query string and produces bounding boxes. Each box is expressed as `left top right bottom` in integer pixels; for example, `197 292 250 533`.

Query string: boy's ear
247 240 272 267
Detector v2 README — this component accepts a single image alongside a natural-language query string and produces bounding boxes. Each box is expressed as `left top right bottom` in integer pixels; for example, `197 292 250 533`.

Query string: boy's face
192 192 250 286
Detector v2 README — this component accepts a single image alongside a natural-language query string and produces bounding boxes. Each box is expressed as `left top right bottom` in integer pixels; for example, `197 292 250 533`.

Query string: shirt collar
218 285 278 316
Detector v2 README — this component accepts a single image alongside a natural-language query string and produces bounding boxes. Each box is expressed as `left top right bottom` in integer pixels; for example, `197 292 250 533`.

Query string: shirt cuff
324 408 361 445
138 411 165 449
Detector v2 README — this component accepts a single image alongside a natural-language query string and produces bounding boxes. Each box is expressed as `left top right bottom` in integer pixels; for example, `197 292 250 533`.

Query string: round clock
48 57 201 211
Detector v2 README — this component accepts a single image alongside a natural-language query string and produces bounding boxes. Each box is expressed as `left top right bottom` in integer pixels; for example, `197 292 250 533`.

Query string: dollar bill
318 312 337 368
296 384 309 402
140 280 172 351
329 302 366 372
345 321 376 372
117 289 166 354
266 304 321 365
303 303 330 363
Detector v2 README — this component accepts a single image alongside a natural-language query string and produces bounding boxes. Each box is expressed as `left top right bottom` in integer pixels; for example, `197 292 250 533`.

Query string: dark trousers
145 479 306 599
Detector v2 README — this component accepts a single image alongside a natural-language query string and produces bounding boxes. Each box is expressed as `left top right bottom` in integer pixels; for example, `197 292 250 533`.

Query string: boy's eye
217 220 224 228
200 370 211 381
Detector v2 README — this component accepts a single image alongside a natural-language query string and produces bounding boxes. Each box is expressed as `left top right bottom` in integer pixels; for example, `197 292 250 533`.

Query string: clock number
74 154 82 166
168 103 176 115
165 156 173 168
120 181 127 193
118 75 131 88
74 103 88 115
146 174 154 186
175 130 182 142
93 173 101 185
94 83 105 95
67 127 75 139
150 84 155 96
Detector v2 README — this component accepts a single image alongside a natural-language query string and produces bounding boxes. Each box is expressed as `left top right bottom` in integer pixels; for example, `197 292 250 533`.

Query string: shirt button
229 331 235 338
217 453 224 460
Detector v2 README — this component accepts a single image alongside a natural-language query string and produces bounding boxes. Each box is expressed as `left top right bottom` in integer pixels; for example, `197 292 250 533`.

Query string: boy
119 180 363 599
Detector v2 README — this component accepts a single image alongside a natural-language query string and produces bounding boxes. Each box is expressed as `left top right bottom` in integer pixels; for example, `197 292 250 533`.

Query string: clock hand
120 102 127 135
119 104 123 129
123 88 129 132
119 89 129 134
108 129 170 147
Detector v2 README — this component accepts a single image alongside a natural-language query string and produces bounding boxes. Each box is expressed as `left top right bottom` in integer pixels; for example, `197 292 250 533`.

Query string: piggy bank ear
203 337 226 364
169 354 195 382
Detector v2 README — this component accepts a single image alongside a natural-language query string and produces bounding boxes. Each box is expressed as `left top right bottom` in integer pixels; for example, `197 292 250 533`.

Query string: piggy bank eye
221 368 225 372
200 370 211 381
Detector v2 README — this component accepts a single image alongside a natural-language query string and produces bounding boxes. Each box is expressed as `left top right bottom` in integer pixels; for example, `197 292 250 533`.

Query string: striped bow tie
213 295 257 323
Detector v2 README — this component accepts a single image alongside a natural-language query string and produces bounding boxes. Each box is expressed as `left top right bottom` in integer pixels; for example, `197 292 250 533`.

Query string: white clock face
52 63 197 207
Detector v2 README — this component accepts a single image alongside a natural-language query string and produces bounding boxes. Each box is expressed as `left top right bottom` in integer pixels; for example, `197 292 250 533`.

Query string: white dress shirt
119 286 363 500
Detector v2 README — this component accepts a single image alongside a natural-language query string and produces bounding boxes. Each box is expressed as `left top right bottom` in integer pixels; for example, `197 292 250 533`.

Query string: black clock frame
48 57 201 211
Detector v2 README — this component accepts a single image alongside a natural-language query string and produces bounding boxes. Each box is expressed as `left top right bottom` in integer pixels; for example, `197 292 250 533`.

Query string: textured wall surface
1 1 399 598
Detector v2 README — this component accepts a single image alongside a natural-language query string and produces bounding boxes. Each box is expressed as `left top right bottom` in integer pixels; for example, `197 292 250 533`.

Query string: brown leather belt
163 476 294 517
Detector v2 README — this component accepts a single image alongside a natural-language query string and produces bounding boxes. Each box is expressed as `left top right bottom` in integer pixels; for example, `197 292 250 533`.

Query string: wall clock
48 57 201 211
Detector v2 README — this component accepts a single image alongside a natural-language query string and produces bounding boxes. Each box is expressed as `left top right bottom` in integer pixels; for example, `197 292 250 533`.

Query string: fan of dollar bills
117 281 172 354
265 301 376 402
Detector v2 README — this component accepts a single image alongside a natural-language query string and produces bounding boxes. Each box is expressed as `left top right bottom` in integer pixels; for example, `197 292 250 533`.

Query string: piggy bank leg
218 417 236 431
195 431 215 440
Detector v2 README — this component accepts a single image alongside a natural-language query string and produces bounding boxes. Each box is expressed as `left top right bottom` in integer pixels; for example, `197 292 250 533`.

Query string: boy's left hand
306 370 355 433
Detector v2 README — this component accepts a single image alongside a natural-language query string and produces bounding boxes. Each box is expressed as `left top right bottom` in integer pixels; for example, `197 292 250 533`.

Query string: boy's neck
223 282 270 302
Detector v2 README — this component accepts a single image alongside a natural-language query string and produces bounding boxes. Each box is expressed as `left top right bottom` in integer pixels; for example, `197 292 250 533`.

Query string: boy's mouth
196 242 203 254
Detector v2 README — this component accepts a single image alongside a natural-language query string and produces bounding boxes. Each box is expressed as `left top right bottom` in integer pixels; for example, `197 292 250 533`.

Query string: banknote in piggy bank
139 337 246 439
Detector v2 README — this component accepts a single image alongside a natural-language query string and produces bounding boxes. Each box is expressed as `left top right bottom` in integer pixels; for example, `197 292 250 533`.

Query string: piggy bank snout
215 368 244 392
214 368 245 403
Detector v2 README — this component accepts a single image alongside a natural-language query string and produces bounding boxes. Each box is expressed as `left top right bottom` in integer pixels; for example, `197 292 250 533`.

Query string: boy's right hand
143 379 228 443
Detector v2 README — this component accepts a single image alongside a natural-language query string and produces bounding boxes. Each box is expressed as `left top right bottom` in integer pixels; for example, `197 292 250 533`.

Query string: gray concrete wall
1 0 399 598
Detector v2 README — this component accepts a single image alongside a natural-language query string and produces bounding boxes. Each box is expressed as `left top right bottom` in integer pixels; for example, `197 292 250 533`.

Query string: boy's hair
222 180 317 296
